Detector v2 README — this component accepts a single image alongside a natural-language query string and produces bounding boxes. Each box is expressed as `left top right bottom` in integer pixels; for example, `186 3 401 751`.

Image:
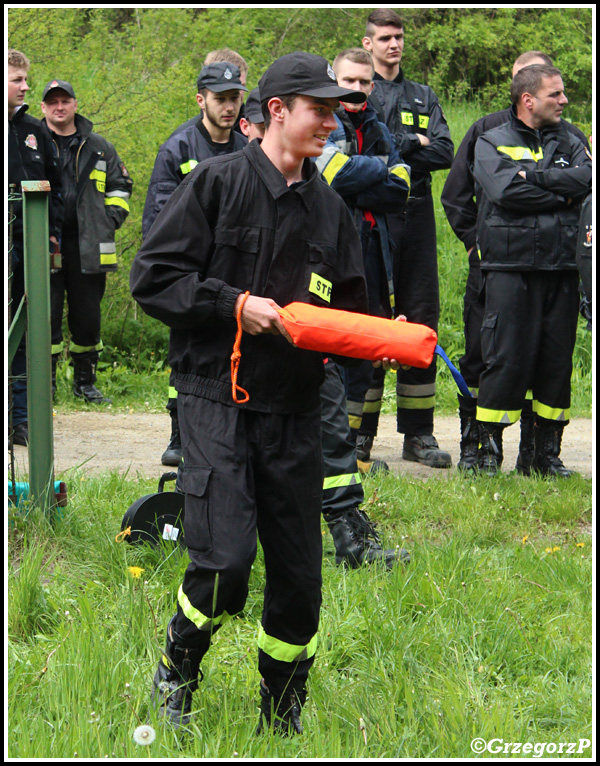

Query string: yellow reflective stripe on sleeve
323 472 362 491
257 626 318 663
532 401 570 422
180 159 199 175
389 163 411 191
105 196 130 212
476 406 521 425
177 584 232 631
322 152 351 185
100 252 117 266
497 146 544 162
168 386 178 399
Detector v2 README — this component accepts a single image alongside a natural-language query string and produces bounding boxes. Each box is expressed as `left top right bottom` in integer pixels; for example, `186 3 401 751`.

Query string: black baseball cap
196 62 248 93
244 87 264 124
42 79 76 100
259 52 367 105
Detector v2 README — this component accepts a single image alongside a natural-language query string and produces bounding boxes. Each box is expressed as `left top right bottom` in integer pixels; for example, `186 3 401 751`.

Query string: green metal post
22 180 55 516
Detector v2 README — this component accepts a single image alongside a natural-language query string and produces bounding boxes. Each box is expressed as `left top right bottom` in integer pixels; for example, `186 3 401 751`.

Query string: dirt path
10 412 594 481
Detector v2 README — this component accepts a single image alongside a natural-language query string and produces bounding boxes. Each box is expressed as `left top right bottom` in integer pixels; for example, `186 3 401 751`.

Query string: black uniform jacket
474 109 592 272
442 107 590 253
8 104 63 243
130 140 369 414
369 69 454 197
142 118 247 238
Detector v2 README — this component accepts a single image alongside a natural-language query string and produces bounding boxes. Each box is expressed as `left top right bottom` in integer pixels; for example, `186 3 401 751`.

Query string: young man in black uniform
473 65 591 476
441 51 591 475
362 8 454 469
8 50 62 445
142 62 248 466
41 79 132 404
130 52 395 735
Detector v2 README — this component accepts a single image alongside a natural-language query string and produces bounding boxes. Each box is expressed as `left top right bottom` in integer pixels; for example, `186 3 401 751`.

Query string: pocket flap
180 465 212 498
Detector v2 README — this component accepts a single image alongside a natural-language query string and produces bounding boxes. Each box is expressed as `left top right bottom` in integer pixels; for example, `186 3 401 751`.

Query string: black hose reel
118 472 185 549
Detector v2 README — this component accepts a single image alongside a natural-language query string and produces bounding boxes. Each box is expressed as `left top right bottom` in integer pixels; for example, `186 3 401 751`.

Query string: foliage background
7 6 594 382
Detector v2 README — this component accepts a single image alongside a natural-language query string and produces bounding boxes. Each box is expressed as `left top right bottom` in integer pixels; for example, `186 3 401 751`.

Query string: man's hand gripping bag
278 302 437 368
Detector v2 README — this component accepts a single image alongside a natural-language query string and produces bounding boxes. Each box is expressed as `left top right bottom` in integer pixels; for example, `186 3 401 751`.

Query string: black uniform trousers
51 231 106 360
321 360 364 519
477 271 580 425
388 194 440 435
458 249 485 392
346 222 390 439
173 393 323 694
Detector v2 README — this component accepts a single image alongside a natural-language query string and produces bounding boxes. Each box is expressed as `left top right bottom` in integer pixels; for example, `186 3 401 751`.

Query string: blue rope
434 344 472 398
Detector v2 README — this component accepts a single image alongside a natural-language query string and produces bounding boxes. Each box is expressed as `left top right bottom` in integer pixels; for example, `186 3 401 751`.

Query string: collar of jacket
10 103 30 123
374 67 405 85
508 104 562 142
244 139 319 211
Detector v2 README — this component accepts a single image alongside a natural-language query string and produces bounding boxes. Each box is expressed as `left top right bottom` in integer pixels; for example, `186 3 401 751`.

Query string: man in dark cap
142 62 249 466
41 78 132 404
131 51 394 736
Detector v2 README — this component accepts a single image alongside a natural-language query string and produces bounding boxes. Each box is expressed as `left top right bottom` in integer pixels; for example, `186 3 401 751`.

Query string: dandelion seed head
133 724 156 746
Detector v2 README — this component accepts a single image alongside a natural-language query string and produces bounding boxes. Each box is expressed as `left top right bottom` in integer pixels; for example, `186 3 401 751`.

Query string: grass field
7 461 593 758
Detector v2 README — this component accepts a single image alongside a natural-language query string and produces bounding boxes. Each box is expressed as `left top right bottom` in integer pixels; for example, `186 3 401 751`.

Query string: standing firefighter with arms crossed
473 65 591 476
130 52 393 735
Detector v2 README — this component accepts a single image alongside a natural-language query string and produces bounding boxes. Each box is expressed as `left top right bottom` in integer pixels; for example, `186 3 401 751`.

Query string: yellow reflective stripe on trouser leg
323 472 362 491
257 626 318 663
476 406 521 425
532 401 570 422
177 584 232 631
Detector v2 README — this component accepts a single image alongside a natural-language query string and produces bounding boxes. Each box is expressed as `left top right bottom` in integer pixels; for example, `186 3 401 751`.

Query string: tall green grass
7 467 592 758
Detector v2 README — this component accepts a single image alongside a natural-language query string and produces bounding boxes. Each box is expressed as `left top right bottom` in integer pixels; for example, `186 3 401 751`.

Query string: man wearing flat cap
131 51 393 736
41 78 133 405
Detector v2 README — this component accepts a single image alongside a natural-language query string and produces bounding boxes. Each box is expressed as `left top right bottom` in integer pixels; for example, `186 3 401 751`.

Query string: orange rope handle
231 291 251 404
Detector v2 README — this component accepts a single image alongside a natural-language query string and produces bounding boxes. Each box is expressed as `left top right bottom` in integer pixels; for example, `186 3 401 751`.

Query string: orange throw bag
278 302 437 369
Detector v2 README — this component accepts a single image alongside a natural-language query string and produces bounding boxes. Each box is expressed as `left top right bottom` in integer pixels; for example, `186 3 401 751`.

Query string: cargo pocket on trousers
180 465 213 554
480 312 499 367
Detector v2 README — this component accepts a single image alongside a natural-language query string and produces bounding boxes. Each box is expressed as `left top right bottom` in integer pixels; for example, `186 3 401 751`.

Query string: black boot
515 400 535 475
532 419 574 478
152 618 204 728
355 434 374 462
477 423 504 476
161 411 183 466
72 354 112 404
327 506 410 569
457 395 479 474
403 433 452 468
257 678 306 736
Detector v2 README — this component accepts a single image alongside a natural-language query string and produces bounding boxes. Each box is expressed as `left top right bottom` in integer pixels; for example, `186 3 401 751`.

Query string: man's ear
267 97 287 124
196 92 205 111
362 35 373 52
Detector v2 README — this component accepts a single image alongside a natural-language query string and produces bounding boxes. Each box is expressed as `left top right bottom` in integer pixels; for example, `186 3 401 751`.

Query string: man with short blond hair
8 50 62 446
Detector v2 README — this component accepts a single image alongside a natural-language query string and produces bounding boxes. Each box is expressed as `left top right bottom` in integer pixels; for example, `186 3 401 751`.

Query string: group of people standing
8 6 591 738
